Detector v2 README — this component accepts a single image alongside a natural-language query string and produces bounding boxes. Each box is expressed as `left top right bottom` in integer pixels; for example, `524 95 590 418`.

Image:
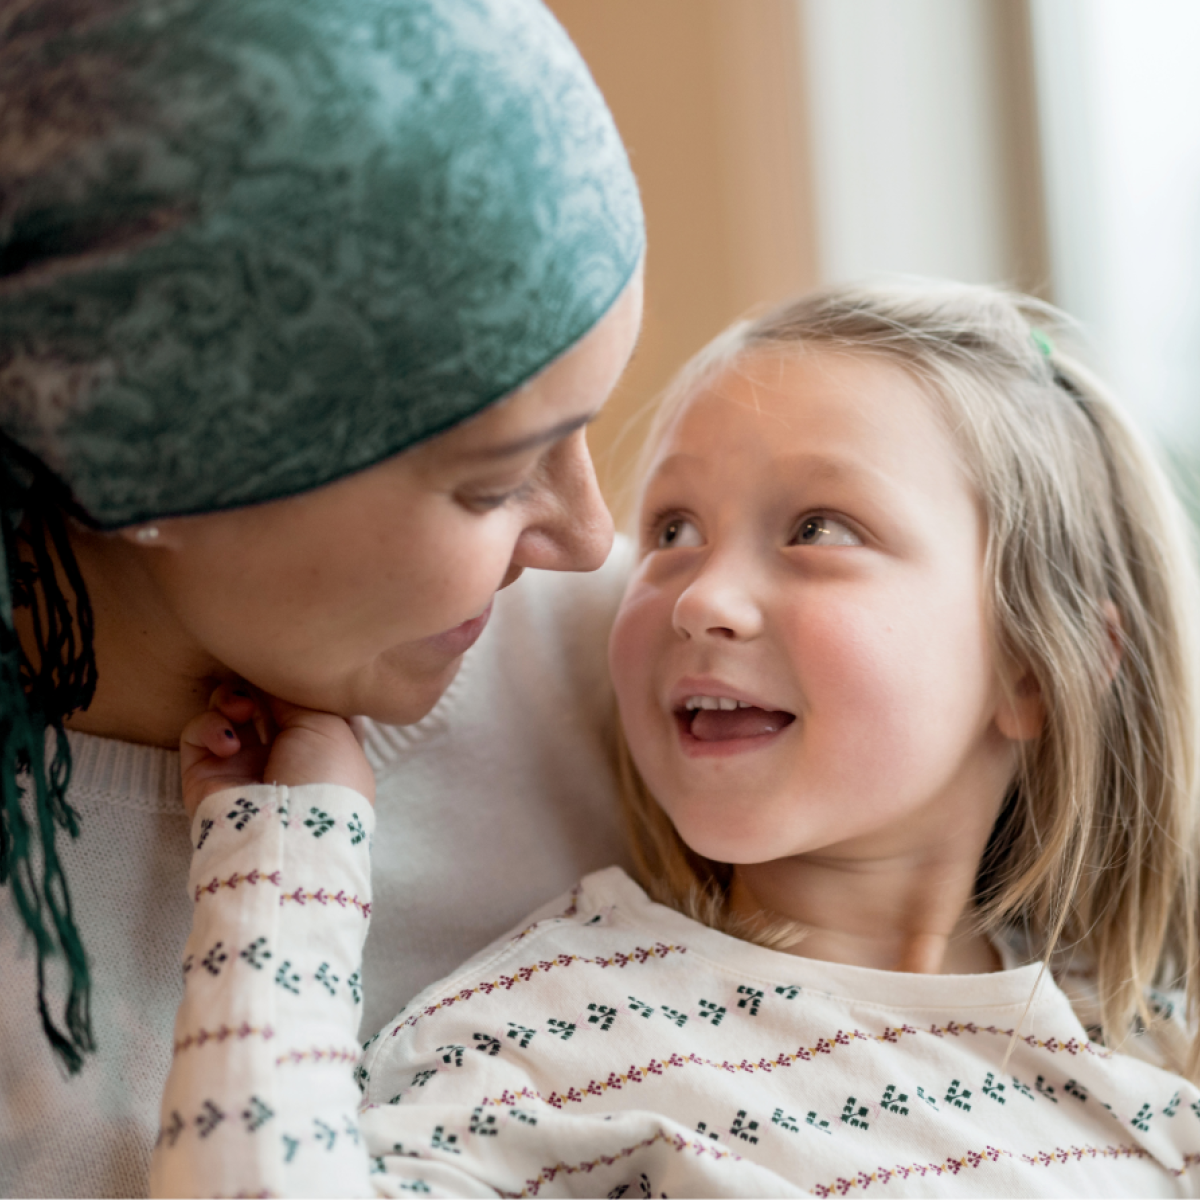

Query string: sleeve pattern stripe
192 875 370 918
452 1022 1108 1112
274 1045 360 1067
388 943 688 1037
173 1023 275 1055
504 1129 746 1199
194 868 282 902
280 886 370 917
807 1142 1196 1197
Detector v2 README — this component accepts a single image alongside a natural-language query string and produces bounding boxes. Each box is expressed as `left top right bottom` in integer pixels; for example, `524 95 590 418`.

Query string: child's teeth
683 695 756 711
718 697 737 711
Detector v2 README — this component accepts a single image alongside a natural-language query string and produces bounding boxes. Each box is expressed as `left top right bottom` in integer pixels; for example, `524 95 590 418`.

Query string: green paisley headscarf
0 0 643 1069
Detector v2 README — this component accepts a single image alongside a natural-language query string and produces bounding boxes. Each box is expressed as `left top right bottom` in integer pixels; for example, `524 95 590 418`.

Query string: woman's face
135 275 642 724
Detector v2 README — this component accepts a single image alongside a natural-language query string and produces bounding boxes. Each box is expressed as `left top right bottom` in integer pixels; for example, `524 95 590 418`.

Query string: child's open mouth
675 695 796 745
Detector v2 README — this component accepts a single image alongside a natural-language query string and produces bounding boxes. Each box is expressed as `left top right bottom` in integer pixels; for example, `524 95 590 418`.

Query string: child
153 281 1200 1197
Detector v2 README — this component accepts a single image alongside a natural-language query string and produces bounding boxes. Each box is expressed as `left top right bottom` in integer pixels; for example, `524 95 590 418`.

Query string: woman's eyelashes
458 479 534 513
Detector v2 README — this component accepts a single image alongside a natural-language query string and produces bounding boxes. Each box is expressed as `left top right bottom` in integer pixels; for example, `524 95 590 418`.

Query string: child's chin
668 816 767 868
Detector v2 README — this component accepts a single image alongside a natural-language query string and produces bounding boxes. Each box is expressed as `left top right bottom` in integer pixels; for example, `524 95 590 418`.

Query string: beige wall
547 0 819 516
554 0 1048 516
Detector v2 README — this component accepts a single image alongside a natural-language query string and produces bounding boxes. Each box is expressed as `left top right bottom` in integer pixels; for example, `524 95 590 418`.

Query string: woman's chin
349 655 464 728
251 643 467 729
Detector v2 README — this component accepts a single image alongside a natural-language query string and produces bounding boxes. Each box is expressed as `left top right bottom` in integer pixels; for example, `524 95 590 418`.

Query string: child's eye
791 515 861 547
655 516 702 550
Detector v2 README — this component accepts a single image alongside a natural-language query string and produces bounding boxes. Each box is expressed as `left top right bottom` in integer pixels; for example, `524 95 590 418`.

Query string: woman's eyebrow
464 411 597 460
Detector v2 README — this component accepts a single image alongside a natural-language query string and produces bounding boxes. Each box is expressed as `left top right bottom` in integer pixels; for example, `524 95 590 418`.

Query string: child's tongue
689 707 794 741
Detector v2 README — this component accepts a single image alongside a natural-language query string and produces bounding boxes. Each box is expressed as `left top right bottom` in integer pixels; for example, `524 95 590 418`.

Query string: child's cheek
778 594 926 779
608 578 665 706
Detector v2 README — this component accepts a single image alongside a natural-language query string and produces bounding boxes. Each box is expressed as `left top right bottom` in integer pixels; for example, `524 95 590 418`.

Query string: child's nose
671 557 765 642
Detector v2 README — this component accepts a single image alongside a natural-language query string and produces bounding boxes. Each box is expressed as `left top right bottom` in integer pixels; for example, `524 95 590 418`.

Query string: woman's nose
511 430 615 573
672 553 765 642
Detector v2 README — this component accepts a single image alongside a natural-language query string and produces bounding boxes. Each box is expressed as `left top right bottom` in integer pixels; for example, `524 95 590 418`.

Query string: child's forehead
672 347 938 440
641 346 975 501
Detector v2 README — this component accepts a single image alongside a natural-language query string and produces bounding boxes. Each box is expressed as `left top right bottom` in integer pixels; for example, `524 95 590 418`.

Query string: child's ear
995 603 1121 743
995 667 1045 742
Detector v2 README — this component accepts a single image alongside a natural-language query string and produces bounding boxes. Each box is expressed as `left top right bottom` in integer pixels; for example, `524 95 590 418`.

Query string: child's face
609 350 1023 870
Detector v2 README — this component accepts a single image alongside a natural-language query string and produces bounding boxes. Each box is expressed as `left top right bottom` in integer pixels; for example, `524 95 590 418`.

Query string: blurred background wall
548 0 1200 522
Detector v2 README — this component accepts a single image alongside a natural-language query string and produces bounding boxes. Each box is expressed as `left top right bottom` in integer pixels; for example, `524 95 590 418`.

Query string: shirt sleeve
150 782 376 1199
148 781 573 1199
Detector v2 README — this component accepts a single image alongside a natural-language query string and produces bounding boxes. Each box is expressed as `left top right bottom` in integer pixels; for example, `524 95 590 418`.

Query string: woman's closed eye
457 475 537 513
791 514 861 547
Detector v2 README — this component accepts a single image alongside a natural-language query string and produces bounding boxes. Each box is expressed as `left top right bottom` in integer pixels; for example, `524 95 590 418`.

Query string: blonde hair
618 279 1200 1071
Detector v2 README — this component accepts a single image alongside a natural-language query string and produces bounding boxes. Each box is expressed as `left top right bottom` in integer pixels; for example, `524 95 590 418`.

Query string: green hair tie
1031 327 1055 359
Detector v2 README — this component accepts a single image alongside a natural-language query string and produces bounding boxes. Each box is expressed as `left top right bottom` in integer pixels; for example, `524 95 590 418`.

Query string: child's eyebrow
650 450 898 494
775 453 894 489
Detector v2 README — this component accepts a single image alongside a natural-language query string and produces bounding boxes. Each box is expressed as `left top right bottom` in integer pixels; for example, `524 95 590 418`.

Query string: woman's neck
729 834 1000 976
47 526 227 749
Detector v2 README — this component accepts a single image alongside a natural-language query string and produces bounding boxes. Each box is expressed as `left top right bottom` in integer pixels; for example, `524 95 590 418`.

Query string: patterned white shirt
153 786 1200 1198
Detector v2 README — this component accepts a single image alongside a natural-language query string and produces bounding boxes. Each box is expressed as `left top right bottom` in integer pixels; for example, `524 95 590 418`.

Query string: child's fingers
253 709 271 746
208 681 259 723
263 696 376 803
267 695 319 730
180 703 272 819
209 681 272 745
180 709 244 819
181 709 243 764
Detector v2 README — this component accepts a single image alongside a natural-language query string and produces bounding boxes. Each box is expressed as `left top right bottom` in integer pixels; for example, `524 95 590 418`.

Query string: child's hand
180 683 376 819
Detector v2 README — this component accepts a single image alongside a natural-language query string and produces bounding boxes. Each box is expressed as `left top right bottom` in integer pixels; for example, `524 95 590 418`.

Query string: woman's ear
117 521 183 550
995 667 1045 742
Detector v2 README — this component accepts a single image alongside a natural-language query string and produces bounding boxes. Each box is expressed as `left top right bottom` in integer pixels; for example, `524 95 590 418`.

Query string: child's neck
729 844 1000 975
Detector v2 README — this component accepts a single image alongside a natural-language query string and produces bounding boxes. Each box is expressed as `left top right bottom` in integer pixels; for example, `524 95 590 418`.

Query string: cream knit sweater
0 540 633 1198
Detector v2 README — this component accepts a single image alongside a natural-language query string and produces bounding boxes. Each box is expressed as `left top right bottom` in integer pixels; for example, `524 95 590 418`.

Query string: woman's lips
424 600 494 657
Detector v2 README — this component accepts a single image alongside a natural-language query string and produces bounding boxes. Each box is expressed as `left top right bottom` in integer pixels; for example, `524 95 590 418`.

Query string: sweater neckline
584 866 1054 1015
64 729 184 814
357 639 472 769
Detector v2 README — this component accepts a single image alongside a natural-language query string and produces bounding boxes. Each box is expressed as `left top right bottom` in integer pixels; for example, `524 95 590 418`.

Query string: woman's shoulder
357 868 686 1053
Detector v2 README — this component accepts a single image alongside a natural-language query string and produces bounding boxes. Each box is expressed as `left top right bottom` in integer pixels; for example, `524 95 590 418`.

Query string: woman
0 0 643 1194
